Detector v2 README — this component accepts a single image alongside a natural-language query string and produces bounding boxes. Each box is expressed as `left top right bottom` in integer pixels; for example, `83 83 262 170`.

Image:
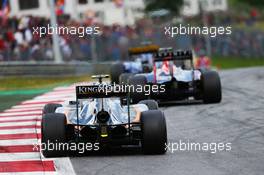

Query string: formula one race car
41 75 167 157
126 48 222 104
110 44 159 83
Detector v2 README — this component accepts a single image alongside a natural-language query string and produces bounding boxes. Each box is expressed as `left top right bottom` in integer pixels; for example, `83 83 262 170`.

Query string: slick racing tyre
41 113 67 157
129 75 148 104
119 73 134 84
141 110 167 154
110 63 125 84
201 71 222 103
139 100 158 110
43 103 62 114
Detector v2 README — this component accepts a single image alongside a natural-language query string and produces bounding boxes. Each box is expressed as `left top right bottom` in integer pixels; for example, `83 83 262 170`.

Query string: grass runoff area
0 75 91 112
212 56 264 69
0 57 263 112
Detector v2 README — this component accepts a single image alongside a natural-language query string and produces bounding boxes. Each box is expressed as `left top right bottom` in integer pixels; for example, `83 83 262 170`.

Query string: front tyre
43 103 62 114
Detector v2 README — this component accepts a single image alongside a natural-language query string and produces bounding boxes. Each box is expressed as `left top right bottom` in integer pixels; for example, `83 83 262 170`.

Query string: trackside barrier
0 61 115 76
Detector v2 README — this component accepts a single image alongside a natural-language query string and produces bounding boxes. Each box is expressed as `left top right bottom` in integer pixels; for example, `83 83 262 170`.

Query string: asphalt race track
70 67 264 175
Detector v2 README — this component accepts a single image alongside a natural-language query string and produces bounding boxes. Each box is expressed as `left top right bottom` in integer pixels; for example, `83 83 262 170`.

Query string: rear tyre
141 110 167 154
41 113 67 157
43 103 62 114
119 73 133 84
129 75 147 104
110 64 125 84
139 100 158 110
201 71 222 103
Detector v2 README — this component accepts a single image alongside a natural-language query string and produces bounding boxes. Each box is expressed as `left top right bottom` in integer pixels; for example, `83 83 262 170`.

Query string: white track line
0 111 42 116
0 121 39 127
3 109 41 113
21 101 62 105
0 152 41 161
7 107 43 111
34 95 73 100
0 172 57 175
0 139 39 146
0 116 41 121
0 129 41 134
23 98 68 103
2 109 41 113
12 104 45 109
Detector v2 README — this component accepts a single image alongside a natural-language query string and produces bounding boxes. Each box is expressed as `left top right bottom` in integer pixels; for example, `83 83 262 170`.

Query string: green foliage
231 0 264 8
145 0 184 15
0 95 37 112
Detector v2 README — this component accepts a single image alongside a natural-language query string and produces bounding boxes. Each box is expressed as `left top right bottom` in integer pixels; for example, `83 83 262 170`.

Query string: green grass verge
0 75 91 91
0 94 38 112
212 56 264 69
0 74 92 112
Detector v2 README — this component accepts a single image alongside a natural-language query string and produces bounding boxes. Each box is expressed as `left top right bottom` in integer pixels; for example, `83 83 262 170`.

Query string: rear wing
76 85 128 99
154 49 193 62
128 45 159 55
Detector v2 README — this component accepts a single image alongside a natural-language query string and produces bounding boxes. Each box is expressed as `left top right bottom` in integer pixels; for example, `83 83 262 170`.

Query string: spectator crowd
0 15 264 62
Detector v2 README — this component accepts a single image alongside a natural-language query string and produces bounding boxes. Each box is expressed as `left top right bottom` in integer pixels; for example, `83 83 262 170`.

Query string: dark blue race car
110 44 159 83
126 48 222 104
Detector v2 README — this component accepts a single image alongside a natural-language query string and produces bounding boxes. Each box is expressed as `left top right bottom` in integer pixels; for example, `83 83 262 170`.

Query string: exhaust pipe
80 126 97 141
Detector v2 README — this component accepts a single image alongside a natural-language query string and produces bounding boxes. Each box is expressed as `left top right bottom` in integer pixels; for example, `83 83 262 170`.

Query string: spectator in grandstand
0 14 264 62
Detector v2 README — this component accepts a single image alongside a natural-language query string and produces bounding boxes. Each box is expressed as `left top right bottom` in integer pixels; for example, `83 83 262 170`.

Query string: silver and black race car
41 75 167 157
125 48 222 104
